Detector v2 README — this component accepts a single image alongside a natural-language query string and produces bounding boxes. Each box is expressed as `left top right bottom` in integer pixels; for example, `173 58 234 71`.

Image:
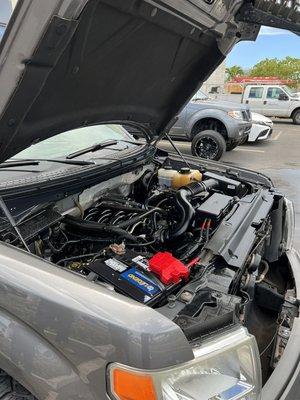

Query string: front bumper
248 123 273 142
257 127 272 141
262 248 300 400
238 121 252 138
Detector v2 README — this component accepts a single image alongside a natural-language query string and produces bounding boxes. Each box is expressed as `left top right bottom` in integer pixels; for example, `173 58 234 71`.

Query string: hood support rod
153 130 191 169
0 197 30 252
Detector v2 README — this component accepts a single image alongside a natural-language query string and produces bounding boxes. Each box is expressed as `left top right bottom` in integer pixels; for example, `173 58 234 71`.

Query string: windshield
11 124 136 160
283 85 298 97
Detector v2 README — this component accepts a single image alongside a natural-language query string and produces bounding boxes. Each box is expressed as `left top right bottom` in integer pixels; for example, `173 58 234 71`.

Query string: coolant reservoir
172 167 202 189
158 166 177 188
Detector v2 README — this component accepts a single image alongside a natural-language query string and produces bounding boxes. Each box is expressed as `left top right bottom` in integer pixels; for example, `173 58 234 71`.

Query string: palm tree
226 65 244 81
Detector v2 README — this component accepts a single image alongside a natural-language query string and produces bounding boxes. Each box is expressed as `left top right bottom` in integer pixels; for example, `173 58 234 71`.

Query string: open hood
0 0 299 162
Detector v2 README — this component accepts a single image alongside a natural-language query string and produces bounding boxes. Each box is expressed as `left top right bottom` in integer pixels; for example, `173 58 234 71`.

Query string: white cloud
259 26 292 36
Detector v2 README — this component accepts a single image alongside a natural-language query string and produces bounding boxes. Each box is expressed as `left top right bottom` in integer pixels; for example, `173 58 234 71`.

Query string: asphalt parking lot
159 119 300 251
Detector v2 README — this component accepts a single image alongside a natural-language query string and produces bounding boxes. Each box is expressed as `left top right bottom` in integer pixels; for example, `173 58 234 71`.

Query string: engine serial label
121 268 161 297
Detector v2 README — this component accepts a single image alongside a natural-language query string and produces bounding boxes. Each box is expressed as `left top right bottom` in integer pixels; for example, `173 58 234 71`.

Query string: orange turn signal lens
111 368 157 400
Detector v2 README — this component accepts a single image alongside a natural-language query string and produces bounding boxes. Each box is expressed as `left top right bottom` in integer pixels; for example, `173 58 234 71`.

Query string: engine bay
23 166 249 307
57 169 244 305
0 158 297 382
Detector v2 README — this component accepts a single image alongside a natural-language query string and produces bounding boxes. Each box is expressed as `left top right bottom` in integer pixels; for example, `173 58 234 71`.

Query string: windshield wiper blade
0 160 40 168
67 139 119 159
0 159 95 169
38 159 95 166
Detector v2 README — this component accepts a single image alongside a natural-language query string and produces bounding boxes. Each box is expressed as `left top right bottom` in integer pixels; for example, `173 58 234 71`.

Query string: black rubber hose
166 189 195 240
63 215 139 242
186 179 218 196
165 179 218 241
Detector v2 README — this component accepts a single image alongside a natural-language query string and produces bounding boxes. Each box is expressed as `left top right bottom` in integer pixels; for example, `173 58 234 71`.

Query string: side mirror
279 93 289 101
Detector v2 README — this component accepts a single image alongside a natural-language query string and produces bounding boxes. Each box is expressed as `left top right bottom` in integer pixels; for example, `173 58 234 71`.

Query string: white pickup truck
241 85 300 124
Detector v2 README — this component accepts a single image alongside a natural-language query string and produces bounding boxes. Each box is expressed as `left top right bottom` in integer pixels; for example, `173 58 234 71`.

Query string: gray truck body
0 1 299 400
0 240 193 400
0 160 298 400
170 98 252 146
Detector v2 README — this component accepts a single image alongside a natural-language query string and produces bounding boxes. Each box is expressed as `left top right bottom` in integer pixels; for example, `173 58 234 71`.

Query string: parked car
169 90 252 160
242 84 300 124
248 112 273 142
0 1 299 400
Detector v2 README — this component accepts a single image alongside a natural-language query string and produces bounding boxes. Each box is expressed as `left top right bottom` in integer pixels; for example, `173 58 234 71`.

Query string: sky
226 27 300 69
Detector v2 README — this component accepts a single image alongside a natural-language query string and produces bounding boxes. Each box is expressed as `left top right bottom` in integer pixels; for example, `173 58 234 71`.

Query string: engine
32 167 248 313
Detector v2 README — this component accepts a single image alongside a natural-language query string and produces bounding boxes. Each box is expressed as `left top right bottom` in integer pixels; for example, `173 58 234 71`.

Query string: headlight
228 110 244 120
107 326 261 400
252 120 273 128
283 198 295 250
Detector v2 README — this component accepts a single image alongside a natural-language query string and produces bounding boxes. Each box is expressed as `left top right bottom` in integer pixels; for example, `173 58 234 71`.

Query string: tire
292 109 300 125
238 135 249 146
226 141 239 151
0 370 36 400
191 130 226 161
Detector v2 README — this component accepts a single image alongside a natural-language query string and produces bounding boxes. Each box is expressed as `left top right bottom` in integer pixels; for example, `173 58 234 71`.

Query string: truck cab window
267 87 286 99
249 87 264 99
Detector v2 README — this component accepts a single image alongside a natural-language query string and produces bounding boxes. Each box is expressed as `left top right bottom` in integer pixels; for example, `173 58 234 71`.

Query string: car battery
87 250 166 304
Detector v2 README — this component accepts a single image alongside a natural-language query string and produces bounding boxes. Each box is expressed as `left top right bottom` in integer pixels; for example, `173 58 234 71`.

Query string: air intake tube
163 179 218 241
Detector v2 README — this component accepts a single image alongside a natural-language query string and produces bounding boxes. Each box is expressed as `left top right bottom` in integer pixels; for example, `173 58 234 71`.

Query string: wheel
292 109 300 125
226 141 239 151
0 370 36 399
191 130 226 161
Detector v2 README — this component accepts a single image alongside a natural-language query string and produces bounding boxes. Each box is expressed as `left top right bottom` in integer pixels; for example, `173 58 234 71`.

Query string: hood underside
0 0 298 162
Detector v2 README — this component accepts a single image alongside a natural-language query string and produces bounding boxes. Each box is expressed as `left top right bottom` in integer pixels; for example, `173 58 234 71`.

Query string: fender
262 248 300 400
0 242 194 398
185 108 231 139
291 106 300 118
0 309 95 400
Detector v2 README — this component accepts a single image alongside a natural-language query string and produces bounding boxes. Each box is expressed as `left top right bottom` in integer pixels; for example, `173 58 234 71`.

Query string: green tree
225 65 244 81
250 57 300 85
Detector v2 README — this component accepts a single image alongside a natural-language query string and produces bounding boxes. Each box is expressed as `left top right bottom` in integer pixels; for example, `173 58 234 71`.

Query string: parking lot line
236 148 265 153
271 131 282 141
